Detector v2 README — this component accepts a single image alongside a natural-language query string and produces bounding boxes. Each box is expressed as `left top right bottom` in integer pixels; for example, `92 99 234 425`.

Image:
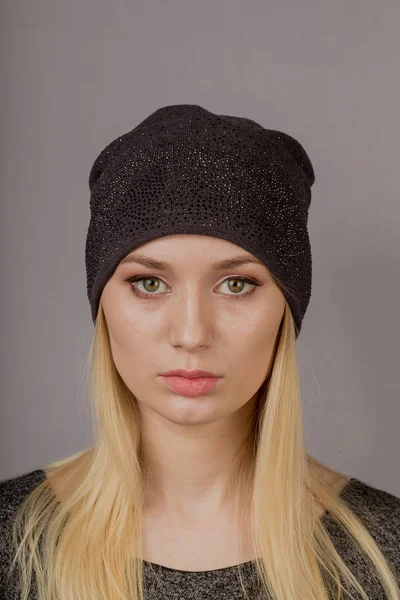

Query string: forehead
118 235 265 271
120 251 265 271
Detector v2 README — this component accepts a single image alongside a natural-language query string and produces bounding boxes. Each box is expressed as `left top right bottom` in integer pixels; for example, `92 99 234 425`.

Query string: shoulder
0 468 47 519
329 477 400 597
0 469 47 594
350 477 400 562
0 468 47 542
342 477 400 535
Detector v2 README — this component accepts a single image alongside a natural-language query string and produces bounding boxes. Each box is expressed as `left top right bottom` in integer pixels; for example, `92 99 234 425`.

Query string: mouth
161 369 220 379
159 374 222 397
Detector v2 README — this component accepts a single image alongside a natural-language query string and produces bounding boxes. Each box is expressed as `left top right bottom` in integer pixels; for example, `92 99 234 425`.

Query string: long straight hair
9 298 400 600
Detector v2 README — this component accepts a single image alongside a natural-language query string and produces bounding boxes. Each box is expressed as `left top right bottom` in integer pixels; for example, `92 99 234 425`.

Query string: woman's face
101 234 286 425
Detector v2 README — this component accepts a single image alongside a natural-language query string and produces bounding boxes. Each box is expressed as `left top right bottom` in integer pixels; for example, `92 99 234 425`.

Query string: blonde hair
8 297 400 600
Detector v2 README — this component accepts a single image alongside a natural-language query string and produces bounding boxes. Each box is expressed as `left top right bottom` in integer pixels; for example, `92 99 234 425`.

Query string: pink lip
160 375 221 397
161 369 219 379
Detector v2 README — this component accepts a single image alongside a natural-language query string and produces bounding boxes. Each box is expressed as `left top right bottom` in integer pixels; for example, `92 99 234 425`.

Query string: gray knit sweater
0 469 399 599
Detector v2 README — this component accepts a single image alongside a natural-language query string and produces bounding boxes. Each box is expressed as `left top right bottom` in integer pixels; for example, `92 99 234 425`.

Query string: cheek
107 319 150 381
232 328 276 379
240 302 283 350
231 309 283 382
107 315 171 397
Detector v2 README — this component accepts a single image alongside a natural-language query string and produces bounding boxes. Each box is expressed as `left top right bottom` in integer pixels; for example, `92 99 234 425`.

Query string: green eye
126 275 262 298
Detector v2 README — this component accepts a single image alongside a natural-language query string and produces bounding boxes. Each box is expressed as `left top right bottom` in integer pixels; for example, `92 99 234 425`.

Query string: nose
168 286 213 350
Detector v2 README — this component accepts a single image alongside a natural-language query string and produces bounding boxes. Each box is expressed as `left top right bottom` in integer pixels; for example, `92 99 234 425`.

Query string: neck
139 399 257 520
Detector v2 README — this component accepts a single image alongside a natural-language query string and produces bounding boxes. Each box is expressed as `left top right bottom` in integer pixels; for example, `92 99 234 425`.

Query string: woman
1 104 399 600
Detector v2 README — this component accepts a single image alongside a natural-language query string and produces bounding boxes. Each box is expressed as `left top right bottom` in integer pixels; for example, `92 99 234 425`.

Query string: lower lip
160 375 221 397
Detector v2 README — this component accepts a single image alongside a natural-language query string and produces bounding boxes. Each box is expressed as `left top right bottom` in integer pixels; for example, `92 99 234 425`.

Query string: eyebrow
119 252 265 271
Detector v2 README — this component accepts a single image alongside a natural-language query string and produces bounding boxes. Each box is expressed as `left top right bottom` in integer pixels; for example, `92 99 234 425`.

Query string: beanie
85 104 315 338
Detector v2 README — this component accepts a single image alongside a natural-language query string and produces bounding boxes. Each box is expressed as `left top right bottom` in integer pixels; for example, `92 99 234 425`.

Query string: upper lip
161 369 220 378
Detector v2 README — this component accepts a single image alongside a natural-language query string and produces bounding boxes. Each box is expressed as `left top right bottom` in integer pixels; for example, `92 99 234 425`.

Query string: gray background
1 1 399 495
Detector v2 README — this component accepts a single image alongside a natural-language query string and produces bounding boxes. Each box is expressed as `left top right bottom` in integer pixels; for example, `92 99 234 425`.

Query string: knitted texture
85 104 315 337
1 470 399 599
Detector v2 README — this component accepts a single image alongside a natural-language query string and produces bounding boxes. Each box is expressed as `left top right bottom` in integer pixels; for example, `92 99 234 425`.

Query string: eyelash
125 274 262 299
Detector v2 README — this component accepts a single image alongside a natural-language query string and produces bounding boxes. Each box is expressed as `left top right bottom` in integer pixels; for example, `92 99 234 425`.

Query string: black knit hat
86 104 315 338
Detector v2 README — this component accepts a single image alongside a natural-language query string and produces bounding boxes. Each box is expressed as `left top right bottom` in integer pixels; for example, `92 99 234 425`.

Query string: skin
46 234 349 568
100 234 286 523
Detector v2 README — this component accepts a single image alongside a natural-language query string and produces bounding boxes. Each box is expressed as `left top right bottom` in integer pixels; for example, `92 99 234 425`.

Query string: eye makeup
125 274 263 300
